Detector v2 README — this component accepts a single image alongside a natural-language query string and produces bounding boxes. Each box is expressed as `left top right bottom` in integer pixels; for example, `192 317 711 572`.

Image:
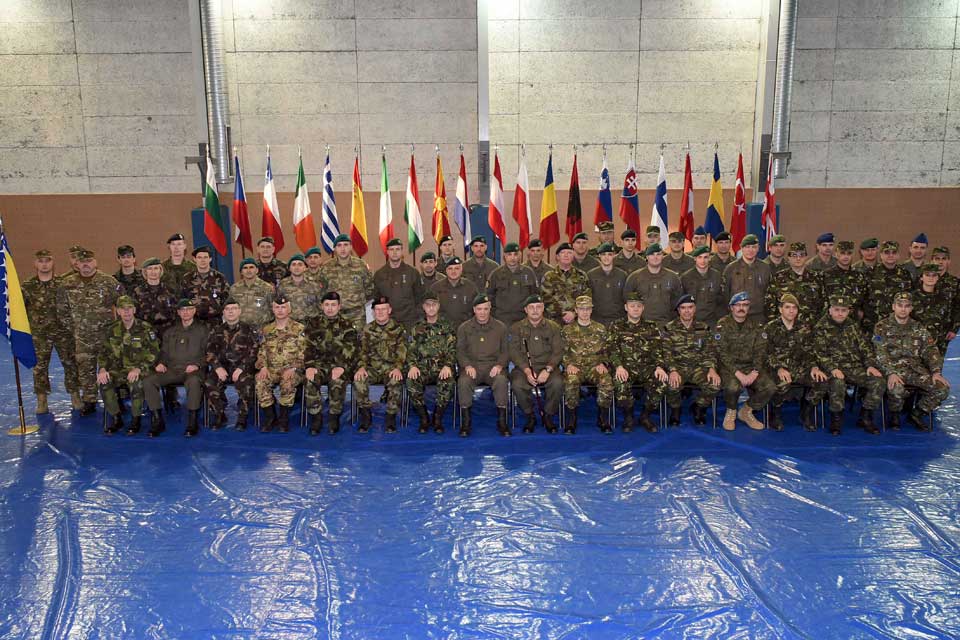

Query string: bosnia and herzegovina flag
0 226 36 368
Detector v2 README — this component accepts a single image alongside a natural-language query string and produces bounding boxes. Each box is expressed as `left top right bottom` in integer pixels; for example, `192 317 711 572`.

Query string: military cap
769 234 786 245
504 242 520 253
222 297 240 307
556 242 573 253
439 234 453 244
715 231 731 241
932 246 950 256
305 246 322 257
34 249 52 258
921 263 940 274
372 295 391 307
893 291 913 304
473 293 491 306
597 242 616 255
668 231 685 241
913 232 929 245
645 225 660 235
239 257 257 268
321 291 341 302
76 249 95 260
694 226 707 236
273 294 290 305
528 239 543 248
258 236 275 245
68 244 85 255
828 295 851 308
287 253 306 267
420 251 436 262
788 241 807 253
621 229 637 239
675 293 695 310
643 243 663 256
624 291 644 303
116 244 135 256
860 238 879 249
837 240 854 252
177 298 196 309
166 233 185 243
386 238 402 249
446 256 463 266
192 245 212 257
333 233 351 245
779 293 799 307
816 232 835 244
729 291 750 306
881 240 900 251
524 294 543 306
141 257 161 268
422 291 439 302
115 295 136 309
575 295 593 308
573 232 589 242
470 235 487 246
690 245 710 257
741 234 759 246
597 221 614 232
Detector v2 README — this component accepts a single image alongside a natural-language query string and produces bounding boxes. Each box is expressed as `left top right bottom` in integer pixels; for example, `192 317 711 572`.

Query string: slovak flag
618 158 640 235
761 154 777 245
650 153 668 241
593 157 612 229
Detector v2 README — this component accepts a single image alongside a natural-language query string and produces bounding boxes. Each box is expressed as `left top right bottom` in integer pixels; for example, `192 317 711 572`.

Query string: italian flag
204 155 227 256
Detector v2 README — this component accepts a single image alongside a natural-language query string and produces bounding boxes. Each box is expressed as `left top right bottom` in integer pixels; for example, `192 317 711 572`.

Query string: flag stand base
7 425 39 436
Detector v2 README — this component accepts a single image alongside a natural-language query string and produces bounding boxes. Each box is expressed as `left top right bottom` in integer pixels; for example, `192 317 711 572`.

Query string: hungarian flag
293 151 316 252
350 156 368 257
378 153 394 254
204 154 227 256
454 153 472 248
593 157 612 229
649 154 668 240
512 153 531 249
488 151 507 246
405 154 424 252
619 158 641 235
761 154 777 246
432 155 450 244
539 152 560 249
232 153 252 252
565 153 582 241
678 153 695 243
262 150 284 252
705 153 726 241
731 153 747 251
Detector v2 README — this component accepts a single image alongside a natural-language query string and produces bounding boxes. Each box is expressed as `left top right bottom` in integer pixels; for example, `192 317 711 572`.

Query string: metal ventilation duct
771 0 797 179
199 0 230 183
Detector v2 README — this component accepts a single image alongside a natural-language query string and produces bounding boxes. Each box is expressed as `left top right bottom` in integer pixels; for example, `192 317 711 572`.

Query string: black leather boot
564 409 577 434
858 407 879 435
496 408 510 436
799 400 816 431
829 411 842 435
80 401 97 416
692 403 707 426
105 413 123 435
276 405 290 432
357 407 372 433
328 413 341 434
459 408 471 437
543 413 558 434
211 411 227 430
598 410 612 434
668 406 681 426
769 405 784 432
907 408 931 432
433 404 447 434
620 403 635 433
887 409 901 431
126 416 141 435
522 413 536 433
309 411 323 435
234 411 248 431
184 410 199 437
148 410 165 437
384 412 397 433
414 403 429 433
260 404 275 433
638 409 658 433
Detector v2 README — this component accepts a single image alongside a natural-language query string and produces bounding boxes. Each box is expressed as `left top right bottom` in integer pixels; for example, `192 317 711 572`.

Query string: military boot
357 407 372 433
80 401 97 416
414 403 430 433
126 416 141 435
276 405 290 433
799 399 816 431
887 409 901 431
70 391 84 411
638 408 658 433
857 407 879 435
36 393 49 415
907 409 931 432
691 403 707 426
496 408 510 436
328 413 341 434
384 412 397 433
105 413 123 435
543 414 559 434
184 410 199 437
433 404 447 434
522 413 536 433
564 409 577 435
598 410 612 434
620 403 635 433
211 410 227 430
309 411 323 435
668 406 681 426
148 410 165 437
768 405 784 432
737 404 764 430
234 411 248 431
829 411 843 435
459 408 472 437
260 404 276 433
722 408 737 431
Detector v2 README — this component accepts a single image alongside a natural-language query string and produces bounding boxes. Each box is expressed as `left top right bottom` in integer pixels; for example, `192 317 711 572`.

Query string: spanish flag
350 156 369 257
0 226 36 368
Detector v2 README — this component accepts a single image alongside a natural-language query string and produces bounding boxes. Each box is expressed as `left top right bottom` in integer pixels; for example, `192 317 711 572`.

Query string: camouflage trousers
614 369 666 410
74 332 107 403
564 366 613 409
354 366 403 414
305 371 349 416
665 367 720 409
771 369 827 408
511 369 562 415
721 371 776 410
406 366 455 409
145 369 204 411
205 371 256 415
32 330 79 395
256 369 303 408
825 371 884 413
101 374 144 417
886 372 949 413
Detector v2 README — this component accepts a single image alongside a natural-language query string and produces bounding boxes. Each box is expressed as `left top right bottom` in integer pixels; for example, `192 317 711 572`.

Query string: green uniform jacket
431 277 478 328
462 256 500 292
811 315 877 374
158 321 208 369
405 318 457 371
277 275 325 323
614 251 646 275
623 268 682 324
229 278 275 327
586 266 627 325
374 262 425 328
509 318 564 370
181 269 230 322
714 315 768 377
359 319 407 371
99 319 160 374
487 264 538 326
721 258 772 320
764 268 824 324
161 258 196 297
457 317 509 370
663 318 716 372
664 253 695 276
680 267 724 325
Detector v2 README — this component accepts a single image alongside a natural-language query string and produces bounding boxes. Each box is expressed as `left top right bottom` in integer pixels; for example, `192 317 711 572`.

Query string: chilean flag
618 158 640 235
488 151 507 246
262 149 284 252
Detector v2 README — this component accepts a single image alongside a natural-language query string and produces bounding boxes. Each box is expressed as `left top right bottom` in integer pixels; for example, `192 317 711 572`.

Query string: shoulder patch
714 333 722 340
873 335 883 343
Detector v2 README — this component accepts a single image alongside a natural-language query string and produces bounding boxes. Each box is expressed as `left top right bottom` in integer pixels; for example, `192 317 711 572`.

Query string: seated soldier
509 295 565 434
716 292 775 431
354 296 407 434
304 292 360 435
204 298 259 431
457 294 511 437
406 293 457 434
663 294 721 426
255 295 306 433
562 295 614 434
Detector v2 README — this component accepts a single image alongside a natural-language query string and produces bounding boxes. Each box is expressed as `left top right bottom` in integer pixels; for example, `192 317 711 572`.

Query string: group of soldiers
22 223 953 438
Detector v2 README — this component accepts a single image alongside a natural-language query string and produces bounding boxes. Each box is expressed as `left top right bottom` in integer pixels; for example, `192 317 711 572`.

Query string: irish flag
293 149 316 252
350 155 368 257
379 153 394 254
204 154 227 256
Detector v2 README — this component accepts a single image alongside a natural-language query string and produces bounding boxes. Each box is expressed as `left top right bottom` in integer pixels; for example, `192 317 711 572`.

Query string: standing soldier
161 233 196 297
431 256 478 328
721 234 772 322
586 243 627 325
709 231 736 271
373 238 424 329
113 245 145 293
931 246 960 348
487 242 538 326
690 226 708 252
821 241 869 325
131 257 179 337
644 225 662 251
354 296 407 434
663 294 721 426
607 292 669 432
763 235 789 275
318 234 374 328
523 239 551 286
56 249 120 415
763 241 824 323
23 249 81 413
665 231 695 274
181 245 230 326
405 292 457 434
764 294 828 431
255 295 306 433
806 232 838 272
911 263 954 355
229 258 275 327
561 295 613 434
541 242 590 325
875 292 950 431
588 221 619 256
623 243 683 325
457 294 511 436
614 229 646 275
680 246 724 325
864 240 913 333
509 295 564 433
902 232 929 282
304 246 325 284
811 295 885 435
255 236 288 287
97 296 159 435
304 292 359 435
462 235 499 292
572 232 600 273
854 237 880 272
204 298 259 431
715 292 775 431
277 254 324 323
419 252 444 287
437 234 456 270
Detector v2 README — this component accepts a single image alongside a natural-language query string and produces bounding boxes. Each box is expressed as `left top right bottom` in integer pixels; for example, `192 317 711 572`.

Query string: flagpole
7 355 39 436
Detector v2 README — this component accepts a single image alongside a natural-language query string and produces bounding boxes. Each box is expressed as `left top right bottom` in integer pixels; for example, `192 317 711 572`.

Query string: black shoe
384 412 397 433
414 404 429 434
105 413 123 435
668 406 681 427
692 403 707 426
907 409 931 432
433 404 447 434
276 405 290 433
126 416 141 435
858 407 879 435
543 414 558 434
829 411 842 436
260 404 276 433
80 401 97 416
309 411 323 435
638 410 658 433
328 413 341 434
887 410 901 431
621 408 635 433
769 405 784 432
148 410 165 437
564 409 577 434
496 408 510 436
598 410 613 434
799 400 816 431
211 411 227 431
184 410 199 437
459 408 471 437
522 413 536 434
234 412 248 431
358 407 372 433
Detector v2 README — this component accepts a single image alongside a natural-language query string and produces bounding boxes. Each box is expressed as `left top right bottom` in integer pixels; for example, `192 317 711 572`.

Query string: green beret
528 239 543 248
932 246 950 256
893 291 913 304
715 231 731 242
740 234 759 247
422 291 439 302
780 293 799 307
177 298 196 309
645 225 660 235
556 242 573 253
141 257 161 268
287 253 306 267
837 240 854 252
504 242 520 253
473 293 491 306
420 251 436 262
239 257 257 268
860 238 879 249
573 232 588 242
769 234 786 245
446 256 463 266
115 295 135 309
523 294 543 306
625 292 644 303
470 235 486 246
921 263 940 274
690 246 710 257
117 244 135 257
597 242 616 255
575 295 593 308
597 221 614 232
333 233 351 245
386 238 402 249
305 246 322 257
643 243 663 256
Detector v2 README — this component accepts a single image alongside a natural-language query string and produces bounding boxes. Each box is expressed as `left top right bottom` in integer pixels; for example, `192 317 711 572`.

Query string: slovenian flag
650 154 668 240
593 157 612 229
262 148 284 251
0 226 36 368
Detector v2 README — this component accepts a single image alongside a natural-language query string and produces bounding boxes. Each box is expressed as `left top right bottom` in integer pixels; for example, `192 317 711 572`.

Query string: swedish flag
1 227 36 368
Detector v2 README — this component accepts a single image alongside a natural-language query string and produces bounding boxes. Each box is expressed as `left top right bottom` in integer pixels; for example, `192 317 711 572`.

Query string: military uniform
354 318 407 415
113 268 146 293
663 318 720 411
457 316 510 408
562 320 613 411
821 266 868 322
874 315 949 414
902 260 925 283
811 313 884 414
613 251 646 275
277 275 324 323
585 266 627 325
130 281 178 336
161 258 196 297
305 267 326 286
764 317 826 410
523 259 551 287
912 285 954 355
229 278 275 327
623 269 682 325
373 261 425 328
319 256 375 327
722 259 772 321
541 266 590 322
181 269 230 324
764 269 824 324
573 253 600 274
665 253 695 276
144 320 208 411
431 277 479 328
715 315 776 411
420 270 445 288
405 317 457 414
763 256 789 275
806 255 837 273
487 263 539 326
304 314 359 420
864 264 913 332
607 315 666 426
853 260 877 273
255 319 307 408
709 253 735 272
462 256 499 292
205 320 259 417
257 258 289 288
680 267 724 325
508 317 564 419
98 318 159 419
23 275 79 398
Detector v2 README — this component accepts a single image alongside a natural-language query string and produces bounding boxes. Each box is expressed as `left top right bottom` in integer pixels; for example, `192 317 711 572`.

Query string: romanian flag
350 156 368 257
539 152 560 249
0 226 36 368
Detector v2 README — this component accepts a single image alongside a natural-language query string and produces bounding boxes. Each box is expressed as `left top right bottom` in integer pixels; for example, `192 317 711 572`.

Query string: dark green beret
860 238 879 249
528 239 543 248
621 229 637 239
556 242 573 253
287 253 306 267
470 235 486 246
473 293 490 306
177 298 196 309
386 238 402 248
715 231 731 241
166 233 185 243
117 244 135 257
192 245 212 257
446 256 463 266
239 257 257 268
740 234 759 247
643 243 663 256
439 234 453 244
305 246 322 257
504 242 520 253
523 294 543 306
141 257 161 268
573 232 588 242
333 233 351 245
420 251 436 262
223 297 240 307
690 246 710 257
257 236 275 245
597 242 615 255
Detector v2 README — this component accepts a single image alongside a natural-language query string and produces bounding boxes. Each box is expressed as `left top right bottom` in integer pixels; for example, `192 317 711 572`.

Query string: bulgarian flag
378 153 394 254
204 154 227 256
292 149 317 252
405 153 424 252
350 155 368 257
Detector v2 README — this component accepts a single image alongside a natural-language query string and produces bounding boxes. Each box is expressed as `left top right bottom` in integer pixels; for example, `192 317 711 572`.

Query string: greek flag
320 153 341 253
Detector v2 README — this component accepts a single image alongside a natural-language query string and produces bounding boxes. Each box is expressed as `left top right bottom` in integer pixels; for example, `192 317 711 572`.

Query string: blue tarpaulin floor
2 348 960 639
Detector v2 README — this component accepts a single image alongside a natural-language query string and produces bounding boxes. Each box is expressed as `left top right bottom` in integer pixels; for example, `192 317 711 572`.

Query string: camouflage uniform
373 262 425 328
130 282 178 336
318 256 374 327
680 267 724 325
561 320 613 409
205 320 260 415
305 267 326 286
22 275 79 396
277 275 324 323
256 320 307 408
431 277 478 328
487 263 539 326
113 268 146 294
874 315 949 413
586 266 627 325
606 317 666 411
405 317 457 409
721 258 772 321
902 260 925 283
161 258 196 297
821 266 868 322
523 259 552 286
304 314 360 417
229 278 275 327
613 251 645 275
715 315 776 410
181 269 230 324
864 264 913 332
764 317 826 407
623 268 683 324
911 285 952 355
764 269 824 325
257 258 289 288
853 260 877 273
98 318 159 417
541 266 590 322
508 318 565 415
811 314 884 413
462 256 499 292
663 318 720 409
354 319 407 414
